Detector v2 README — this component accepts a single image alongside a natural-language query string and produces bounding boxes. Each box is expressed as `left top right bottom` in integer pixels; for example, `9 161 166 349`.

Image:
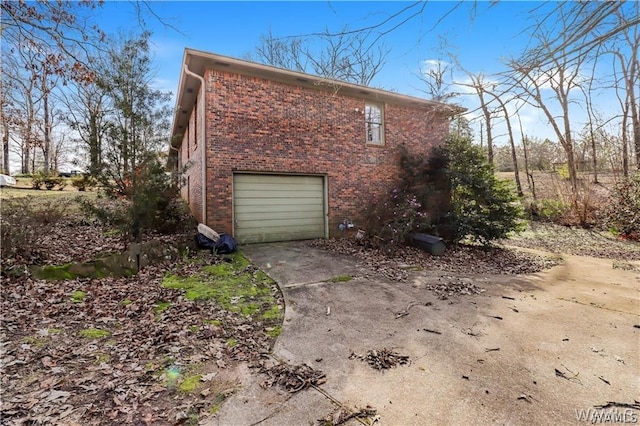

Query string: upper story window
365 102 384 145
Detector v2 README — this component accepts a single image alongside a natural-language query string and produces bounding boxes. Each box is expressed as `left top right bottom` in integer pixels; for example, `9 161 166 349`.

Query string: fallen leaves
310 237 562 282
349 349 410 370
504 222 640 261
259 362 326 392
1 221 284 425
424 276 486 299
316 405 378 426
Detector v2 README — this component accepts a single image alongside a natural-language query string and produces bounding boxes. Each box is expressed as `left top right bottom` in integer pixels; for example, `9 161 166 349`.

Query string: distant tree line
0 1 170 190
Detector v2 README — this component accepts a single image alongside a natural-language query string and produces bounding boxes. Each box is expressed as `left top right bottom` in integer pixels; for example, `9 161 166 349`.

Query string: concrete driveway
209 241 639 426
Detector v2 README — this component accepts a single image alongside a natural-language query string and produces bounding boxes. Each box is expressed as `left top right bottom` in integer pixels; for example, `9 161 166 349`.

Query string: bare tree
0 77 12 174
488 88 523 196
580 44 603 183
606 3 640 172
254 27 389 86
254 29 307 72
455 72 498 165
517 126 536 199
1 0 107 175
1 35 42 174
1 0 105 81
36 54 63 173
512 2 638 69
416 58 457 102
63 70 109 175
508 11 589 197
291 1 638 76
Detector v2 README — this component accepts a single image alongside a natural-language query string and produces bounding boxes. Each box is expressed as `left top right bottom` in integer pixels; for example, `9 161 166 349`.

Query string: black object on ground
410 233 446 256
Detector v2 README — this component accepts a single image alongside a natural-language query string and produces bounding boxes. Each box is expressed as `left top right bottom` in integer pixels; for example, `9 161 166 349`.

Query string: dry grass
496 170 617 200
1 177 97 201
497 170 619 227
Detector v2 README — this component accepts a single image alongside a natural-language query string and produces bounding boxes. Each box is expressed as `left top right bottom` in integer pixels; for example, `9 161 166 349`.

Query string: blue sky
92 1 620 145
99 1 534 88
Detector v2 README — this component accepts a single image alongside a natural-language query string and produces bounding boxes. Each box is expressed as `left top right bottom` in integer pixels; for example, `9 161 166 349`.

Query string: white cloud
419 59 451 75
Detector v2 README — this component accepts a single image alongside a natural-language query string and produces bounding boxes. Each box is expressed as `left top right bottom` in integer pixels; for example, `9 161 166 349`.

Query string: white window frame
365 102 384 146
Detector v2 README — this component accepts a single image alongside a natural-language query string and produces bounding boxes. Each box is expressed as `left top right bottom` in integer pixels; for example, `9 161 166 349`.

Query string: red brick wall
179 93 205 223
185 69 449 237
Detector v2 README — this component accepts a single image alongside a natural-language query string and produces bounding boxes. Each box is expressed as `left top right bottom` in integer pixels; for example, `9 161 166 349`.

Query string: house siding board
190 67 448 238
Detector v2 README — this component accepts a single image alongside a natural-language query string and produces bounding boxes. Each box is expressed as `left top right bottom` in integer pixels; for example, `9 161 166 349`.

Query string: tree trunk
622 101 629 177
42 87 51 173
634 117 640 171
2 123 9 174
479 92 493 165
589 125 598 183
632 94 640 171
89 112 100 174
564 139 579 203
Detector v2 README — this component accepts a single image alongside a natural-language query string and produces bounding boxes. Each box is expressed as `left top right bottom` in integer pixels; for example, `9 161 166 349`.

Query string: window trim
365 102 385 146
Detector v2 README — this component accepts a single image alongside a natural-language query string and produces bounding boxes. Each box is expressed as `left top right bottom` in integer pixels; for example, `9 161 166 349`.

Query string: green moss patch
329 274 352 283
161 253 283 324
23 336 46 347
71 290 87 303
178 374 202 393
261 305 282 320
209 393 230 414
265 326 282 338
95 353 110 364
31 256 137 281
33 263 75 280
78 328 111 339
154 301 171 314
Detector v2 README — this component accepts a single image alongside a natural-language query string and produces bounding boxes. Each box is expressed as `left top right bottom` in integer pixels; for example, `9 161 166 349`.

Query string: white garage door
233 174 326 244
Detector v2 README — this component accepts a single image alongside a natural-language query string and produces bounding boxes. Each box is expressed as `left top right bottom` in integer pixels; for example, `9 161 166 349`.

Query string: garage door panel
235 181 323 190
234 190 323 199
236 210 324 221
236 174 322 185
236 225 325 236
238 215 323 229
233 174 326 244
238 231 324 245
234 202 322 212
234 198 323 208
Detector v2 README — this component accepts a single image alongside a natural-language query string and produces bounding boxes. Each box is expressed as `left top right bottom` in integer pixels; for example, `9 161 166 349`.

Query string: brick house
168 48 462 244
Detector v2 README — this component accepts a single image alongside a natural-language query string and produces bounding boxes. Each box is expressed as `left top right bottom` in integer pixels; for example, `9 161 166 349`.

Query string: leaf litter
1 219 284 425
349 348 410 370
310 236 561 283
316 405 378 426
258 361 327 392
